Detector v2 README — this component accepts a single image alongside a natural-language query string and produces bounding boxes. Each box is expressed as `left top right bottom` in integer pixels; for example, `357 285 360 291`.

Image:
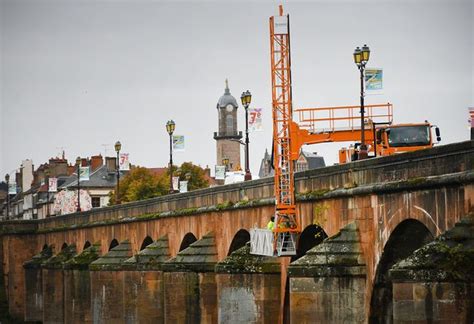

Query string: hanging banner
8 182 16 195
119 153 130 171
172 135 185 152
469 107 474 127
179 181 188 193
79 166 90 181
48 177 58 193
365 68 383 94
172 176 179 191
215 165 226 180
249 108 263 132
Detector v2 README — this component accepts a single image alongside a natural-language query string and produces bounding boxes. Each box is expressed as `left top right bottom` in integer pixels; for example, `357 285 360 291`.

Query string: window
91 197 101 208
226 114 234 135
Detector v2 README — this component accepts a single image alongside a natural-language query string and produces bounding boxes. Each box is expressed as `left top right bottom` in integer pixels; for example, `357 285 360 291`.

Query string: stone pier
162 232 218 324
390 214 474 323
215 244 282 323
288 222 366 323
63 242 101 324
23 245 53 322
122 235 170 323
89 240 132 323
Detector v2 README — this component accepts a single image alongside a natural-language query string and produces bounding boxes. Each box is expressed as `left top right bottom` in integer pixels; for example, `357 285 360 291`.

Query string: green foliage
172 162 210 191
109 167 167 205
109 163 210 205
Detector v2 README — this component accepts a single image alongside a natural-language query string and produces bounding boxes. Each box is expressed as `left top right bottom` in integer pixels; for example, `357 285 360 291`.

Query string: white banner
48 177 58 193
8 182 16 195
215 165 226 180
365 68 383 95
172 135 185 152
79 166 90 181
172 176 179 191
179 180 188 193
119 153 130 171
249 108 263 132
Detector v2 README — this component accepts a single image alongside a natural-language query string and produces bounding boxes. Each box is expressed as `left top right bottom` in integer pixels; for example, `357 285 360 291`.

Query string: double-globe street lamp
353 44 370 160
240 90 252 181
5 174 9 220
115 141 122 205
76 156 81 212
166 120 176 194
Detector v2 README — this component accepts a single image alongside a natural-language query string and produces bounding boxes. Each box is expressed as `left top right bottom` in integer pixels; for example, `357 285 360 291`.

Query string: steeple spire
225 78 230 94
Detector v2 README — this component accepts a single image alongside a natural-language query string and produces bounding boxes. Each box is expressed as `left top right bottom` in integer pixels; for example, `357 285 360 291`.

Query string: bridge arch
227 229 250 256
295 224 328 260
140 236 153 251
61 242 68 251
83 241 91 250
109 239 119 251
369 218 434 323
179 233 197 251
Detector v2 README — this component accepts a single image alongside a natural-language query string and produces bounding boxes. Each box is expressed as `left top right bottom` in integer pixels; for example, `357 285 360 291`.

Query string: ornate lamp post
76 157 81 212
114 141 122 204
240 90 252 181
5 174 9 220
45 169 50 217
353 44 370 160
166 120 176 194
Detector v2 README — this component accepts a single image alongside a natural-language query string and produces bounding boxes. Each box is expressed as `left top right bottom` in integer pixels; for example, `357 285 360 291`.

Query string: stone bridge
1 140 473 323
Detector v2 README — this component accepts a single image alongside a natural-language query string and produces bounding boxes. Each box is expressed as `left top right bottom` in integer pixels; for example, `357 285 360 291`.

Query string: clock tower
214 79 242 171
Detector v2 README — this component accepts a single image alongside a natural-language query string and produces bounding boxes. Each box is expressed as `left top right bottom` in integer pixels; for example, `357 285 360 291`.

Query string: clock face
226 104 233 112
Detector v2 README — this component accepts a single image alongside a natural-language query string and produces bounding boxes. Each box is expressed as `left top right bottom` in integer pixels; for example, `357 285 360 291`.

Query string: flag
49 177 58 192
172 176 179 191
215 165 226 180
249 108 263 132
365 68 383 94
469 108 474 127
79 166 90 181
119 153 130 171
172 135 185 152
179 181 188 193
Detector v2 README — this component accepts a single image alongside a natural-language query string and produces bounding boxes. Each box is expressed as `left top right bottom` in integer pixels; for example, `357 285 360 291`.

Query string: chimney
67 165 75 176
49 158 68 177
204 165 211 178
105 157 117 173
90 155 103 172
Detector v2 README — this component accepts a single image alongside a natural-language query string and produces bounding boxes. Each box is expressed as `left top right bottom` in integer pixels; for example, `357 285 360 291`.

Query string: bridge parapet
0 141 473 234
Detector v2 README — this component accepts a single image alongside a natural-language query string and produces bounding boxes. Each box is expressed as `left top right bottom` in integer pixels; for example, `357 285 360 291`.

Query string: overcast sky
1 0 473 179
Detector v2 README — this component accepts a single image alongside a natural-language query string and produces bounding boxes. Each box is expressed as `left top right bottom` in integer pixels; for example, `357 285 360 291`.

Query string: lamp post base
358 147 369 160
244 171 252 181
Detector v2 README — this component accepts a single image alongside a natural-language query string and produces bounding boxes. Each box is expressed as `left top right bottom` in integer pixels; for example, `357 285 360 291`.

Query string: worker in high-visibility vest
267 216 275 230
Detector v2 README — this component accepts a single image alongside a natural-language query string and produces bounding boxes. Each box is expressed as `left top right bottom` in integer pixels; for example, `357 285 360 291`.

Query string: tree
169 162 210 191
109 167 167 205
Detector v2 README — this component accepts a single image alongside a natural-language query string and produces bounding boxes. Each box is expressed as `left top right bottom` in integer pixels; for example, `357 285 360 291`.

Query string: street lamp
76 157 81 212
45 169 50 217
5 174 9 220
166 120 176 194
240 90 252 181
114 141 122 205
353 44 370 160
222 157 229 172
